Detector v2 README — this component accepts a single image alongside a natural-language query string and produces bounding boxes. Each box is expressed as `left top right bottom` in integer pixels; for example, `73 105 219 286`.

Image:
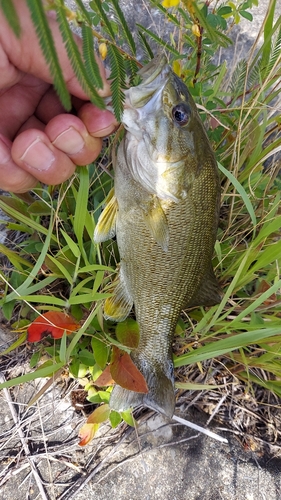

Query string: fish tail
110 361 175 419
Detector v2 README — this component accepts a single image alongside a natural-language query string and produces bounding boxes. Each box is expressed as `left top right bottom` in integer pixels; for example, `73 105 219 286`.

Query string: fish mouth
137 54 168 85
126 55 171 109
104 56 171 116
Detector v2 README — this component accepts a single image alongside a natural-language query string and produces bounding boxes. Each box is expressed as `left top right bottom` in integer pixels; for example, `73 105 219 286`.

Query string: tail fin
109 363 175 418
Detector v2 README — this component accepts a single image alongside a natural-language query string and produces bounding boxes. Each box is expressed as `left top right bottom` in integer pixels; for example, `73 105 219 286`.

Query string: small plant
1 0 281 444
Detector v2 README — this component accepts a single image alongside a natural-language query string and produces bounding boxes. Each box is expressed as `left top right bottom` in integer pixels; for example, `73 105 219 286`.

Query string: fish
94 55 222 418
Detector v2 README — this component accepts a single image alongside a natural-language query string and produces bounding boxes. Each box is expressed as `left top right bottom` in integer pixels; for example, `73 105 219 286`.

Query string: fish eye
172 103 190 126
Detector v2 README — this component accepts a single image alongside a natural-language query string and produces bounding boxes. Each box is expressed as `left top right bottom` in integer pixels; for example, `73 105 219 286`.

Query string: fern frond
81 24 103 89
56 3 105 109
248 62 262 89
229 60 247 95
110 0 136 55
107 45 126 122
90 0 115 40
26 0 71 110
124 58 140 85
136 24 181 57
0 0 21 37
137 31 154 61
266 26 281 76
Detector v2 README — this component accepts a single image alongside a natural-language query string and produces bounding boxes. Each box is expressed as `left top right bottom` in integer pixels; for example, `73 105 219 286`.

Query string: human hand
0 1 117 193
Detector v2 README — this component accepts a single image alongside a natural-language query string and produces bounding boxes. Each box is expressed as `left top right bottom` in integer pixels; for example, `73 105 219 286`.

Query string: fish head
121 56 212 200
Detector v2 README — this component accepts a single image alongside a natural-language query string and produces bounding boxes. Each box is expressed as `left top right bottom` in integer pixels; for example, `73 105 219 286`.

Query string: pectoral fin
187 265 222 308
142 196 169 252
94 188 118 243
104 268 133 322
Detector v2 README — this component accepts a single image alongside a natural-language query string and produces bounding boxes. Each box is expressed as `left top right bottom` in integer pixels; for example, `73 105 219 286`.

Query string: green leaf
137 31 154 60
68 292 111 305
30 351 42 369
91 336 109 369
74 0 93 24
110 0 136 55
0 332 26 356
0 0 21 37
90 0 116 39
82 24 103 89
0 198 58 243
0 244 33 270
60 230 81 259
1 213 55 305
240 10 253 21
136 24 181 57
218 162 257 232
109 410 122 428
174 326 281 368
193 2 232 47
107 44 126 122
120 409 135 427
26 0 71 110
116 318 140 348
59 332 67 363
69 358 80 378
73 167 90 259
56 2 105 109
217 6 232 16
27 201 52 215
0 362 64 390
78 349 96 366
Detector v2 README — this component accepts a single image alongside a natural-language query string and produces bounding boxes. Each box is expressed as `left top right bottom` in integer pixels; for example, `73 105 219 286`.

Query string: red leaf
95 365 115 387
27 311 79 342
110 346 148 394
78 423 99 446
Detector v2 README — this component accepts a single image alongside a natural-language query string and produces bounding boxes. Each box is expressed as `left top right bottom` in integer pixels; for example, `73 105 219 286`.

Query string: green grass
0 0 281 424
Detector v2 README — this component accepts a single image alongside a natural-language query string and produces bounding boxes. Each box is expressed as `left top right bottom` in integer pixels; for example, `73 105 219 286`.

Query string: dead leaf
95 365 115 386
78 423 99 446
87 404 110 424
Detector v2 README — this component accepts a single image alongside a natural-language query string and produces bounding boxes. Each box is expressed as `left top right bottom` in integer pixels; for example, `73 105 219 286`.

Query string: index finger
0 1 111 99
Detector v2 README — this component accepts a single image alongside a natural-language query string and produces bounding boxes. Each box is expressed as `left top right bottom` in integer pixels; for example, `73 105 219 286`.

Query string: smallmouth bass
94 56 221 418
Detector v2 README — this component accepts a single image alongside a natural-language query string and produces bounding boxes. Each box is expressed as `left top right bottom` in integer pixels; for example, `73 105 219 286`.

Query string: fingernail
52 127 85 155
20 138 55 171
0 138 11 164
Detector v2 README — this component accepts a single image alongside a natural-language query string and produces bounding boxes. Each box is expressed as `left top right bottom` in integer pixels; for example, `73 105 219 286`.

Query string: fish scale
94 56 222 418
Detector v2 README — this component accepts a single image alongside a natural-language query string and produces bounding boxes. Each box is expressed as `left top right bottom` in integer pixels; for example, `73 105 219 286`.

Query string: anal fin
104 268 133 322
94 188 118 243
